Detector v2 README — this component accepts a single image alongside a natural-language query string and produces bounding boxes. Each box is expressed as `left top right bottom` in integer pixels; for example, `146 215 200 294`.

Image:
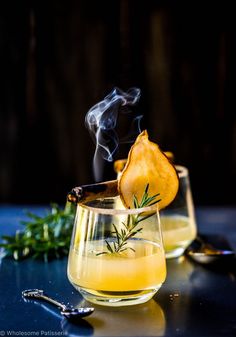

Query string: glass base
165 239 195 259
165 247 185 259
72 284 162 307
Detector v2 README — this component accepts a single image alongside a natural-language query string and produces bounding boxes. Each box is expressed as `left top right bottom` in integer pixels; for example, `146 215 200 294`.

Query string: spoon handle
22 289 66 311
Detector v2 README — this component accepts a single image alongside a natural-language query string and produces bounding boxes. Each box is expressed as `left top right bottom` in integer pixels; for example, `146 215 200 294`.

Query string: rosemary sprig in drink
97 184 161 255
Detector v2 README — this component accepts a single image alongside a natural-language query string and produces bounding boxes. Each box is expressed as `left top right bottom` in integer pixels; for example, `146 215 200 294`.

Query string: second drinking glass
160 165 197 258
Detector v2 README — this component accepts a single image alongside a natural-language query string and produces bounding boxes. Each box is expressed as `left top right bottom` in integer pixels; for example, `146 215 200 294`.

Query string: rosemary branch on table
0 202 75 262
97 184 161 255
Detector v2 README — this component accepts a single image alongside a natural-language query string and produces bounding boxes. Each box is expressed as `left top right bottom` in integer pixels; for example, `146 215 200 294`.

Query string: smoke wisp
85 87 141 181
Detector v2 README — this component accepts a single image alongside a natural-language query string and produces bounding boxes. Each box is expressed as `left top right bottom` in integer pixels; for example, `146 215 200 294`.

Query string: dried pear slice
118 130 179 210
114 152 174 175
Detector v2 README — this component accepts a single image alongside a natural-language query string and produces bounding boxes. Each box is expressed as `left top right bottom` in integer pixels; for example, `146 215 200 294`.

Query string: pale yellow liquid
161 215 196 254
68 240 166 295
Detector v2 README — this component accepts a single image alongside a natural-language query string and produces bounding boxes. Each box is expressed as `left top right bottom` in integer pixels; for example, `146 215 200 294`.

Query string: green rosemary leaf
96 251 108 256
23 212 42 221
133 195 139 209
105 240 114 253
136 213 155 224
148 199 162 207
139 184 152 208
0 235 18 244
139 194 147 208
128 231 137 238
121 229 126 237
145 183 149 194
134 227 143 233
127 214 131 229
112 224 121 244
121 221 129 231
144 194 160 205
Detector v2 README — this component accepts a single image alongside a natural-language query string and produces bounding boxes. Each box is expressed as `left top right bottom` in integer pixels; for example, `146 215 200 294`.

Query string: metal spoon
185 236 235 264
22 289 94 319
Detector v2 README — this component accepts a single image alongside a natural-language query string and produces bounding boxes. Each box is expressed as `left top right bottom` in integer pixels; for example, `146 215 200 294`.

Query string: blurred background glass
160 165 197 258
0 1 236 206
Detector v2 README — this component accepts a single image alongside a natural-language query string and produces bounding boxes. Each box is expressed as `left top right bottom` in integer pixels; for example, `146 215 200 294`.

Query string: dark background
0 0 236 206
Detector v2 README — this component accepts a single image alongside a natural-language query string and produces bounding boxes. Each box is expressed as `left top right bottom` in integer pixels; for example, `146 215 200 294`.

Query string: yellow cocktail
68 239 166 293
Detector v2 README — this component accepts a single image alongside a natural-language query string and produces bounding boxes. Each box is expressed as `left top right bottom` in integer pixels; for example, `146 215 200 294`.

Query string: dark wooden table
0 206 236 337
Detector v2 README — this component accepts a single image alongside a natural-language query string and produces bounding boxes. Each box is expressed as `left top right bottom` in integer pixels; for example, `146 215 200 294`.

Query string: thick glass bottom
165 246 186 259
165 239 194 258
71 283 162 307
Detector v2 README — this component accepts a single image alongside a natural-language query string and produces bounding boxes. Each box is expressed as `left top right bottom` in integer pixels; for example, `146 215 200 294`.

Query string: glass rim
175 165 188 178
78 196 159 215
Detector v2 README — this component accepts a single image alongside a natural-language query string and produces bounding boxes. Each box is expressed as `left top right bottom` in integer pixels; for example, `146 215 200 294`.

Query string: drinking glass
67 196 166 307
160 165 197 258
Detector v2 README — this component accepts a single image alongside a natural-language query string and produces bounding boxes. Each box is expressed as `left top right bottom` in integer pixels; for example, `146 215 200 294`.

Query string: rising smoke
85 87 141 182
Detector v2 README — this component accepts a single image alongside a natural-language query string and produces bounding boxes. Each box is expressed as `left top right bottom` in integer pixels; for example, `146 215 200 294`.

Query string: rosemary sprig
97 184 161 255
0 202 75 262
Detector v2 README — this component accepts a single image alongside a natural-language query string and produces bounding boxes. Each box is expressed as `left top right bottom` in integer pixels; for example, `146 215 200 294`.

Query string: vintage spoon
185 236 235 264
22 289 94 319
